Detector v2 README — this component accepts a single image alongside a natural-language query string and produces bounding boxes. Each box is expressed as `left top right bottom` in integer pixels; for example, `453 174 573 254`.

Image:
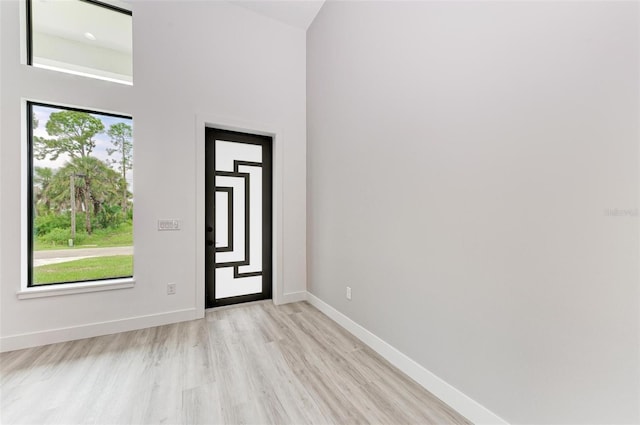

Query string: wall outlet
346 286 352 300
167 283 176 295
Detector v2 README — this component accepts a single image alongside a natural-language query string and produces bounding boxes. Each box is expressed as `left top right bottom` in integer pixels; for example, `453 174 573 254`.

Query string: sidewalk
33 246 133 267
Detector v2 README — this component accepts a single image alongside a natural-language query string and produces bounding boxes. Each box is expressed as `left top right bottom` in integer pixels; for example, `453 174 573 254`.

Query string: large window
28 102 134 286
27 0 133 84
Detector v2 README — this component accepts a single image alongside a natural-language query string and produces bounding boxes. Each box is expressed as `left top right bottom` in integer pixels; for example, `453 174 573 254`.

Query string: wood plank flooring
0 301 471 425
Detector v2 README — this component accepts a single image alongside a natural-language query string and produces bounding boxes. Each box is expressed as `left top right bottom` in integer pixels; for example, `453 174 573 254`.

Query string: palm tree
46 165 79 214
33 167 54 215
80 157 123 217
46 157 125 234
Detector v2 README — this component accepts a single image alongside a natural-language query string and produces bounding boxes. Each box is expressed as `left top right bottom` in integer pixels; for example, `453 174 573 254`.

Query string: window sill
17 278 135 299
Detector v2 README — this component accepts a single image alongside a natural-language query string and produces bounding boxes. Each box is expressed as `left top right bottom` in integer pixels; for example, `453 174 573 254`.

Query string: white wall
33 32 132 81
307 1 639 424
0 0 307 350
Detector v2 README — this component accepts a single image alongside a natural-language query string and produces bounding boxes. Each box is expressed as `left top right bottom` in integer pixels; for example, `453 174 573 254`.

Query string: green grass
76 226 133 247
34 223 133 251
33 255 133 285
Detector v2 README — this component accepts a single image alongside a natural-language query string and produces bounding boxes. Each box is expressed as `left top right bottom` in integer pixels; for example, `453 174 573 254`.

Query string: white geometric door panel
205 129 272 308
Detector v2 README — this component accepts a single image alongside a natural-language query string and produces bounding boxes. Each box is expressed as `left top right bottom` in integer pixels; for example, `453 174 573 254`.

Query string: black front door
205 128 272 308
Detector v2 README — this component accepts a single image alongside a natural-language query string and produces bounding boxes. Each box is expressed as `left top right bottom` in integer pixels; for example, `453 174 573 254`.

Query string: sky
32 104 133 190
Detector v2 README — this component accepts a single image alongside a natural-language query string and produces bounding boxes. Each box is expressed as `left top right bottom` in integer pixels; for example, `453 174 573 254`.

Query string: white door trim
195 114 285 317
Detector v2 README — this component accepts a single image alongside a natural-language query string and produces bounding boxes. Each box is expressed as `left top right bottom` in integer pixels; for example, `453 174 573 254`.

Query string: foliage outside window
29 102 133 286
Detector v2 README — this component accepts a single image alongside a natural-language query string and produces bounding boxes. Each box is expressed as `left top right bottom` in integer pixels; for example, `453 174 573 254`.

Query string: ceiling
229 0 325 31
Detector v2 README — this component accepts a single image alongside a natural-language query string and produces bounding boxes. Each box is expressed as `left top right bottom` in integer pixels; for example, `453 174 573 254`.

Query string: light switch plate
158 219 180 231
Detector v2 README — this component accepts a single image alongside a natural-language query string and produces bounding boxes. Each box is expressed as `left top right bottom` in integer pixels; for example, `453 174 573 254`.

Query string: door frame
195 114 284 315
204 128 273 308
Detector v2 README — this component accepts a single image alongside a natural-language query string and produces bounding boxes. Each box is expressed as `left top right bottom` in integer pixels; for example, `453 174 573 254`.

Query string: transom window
27 0 133 84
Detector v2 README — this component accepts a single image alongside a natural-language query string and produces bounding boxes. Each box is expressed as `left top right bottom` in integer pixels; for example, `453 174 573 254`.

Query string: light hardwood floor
0 301 471 425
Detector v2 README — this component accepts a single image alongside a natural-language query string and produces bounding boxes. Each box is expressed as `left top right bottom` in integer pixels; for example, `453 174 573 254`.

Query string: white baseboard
279 290 308 304
306 292 508 425
0 308 198 353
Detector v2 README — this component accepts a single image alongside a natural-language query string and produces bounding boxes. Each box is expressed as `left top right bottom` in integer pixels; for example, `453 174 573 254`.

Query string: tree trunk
121 165 127 214
83 181 93 235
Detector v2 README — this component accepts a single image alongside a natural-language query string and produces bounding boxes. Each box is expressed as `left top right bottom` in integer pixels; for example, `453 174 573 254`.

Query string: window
28 102 134 286
27 0 133 84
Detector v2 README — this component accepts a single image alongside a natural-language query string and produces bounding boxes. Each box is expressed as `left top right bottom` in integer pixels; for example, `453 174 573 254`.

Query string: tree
45 157 125 233
36 111 104 161
35 111 105 233
33 167 54 215
43 165 79 219
76 156 123 218
106 123 133 213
